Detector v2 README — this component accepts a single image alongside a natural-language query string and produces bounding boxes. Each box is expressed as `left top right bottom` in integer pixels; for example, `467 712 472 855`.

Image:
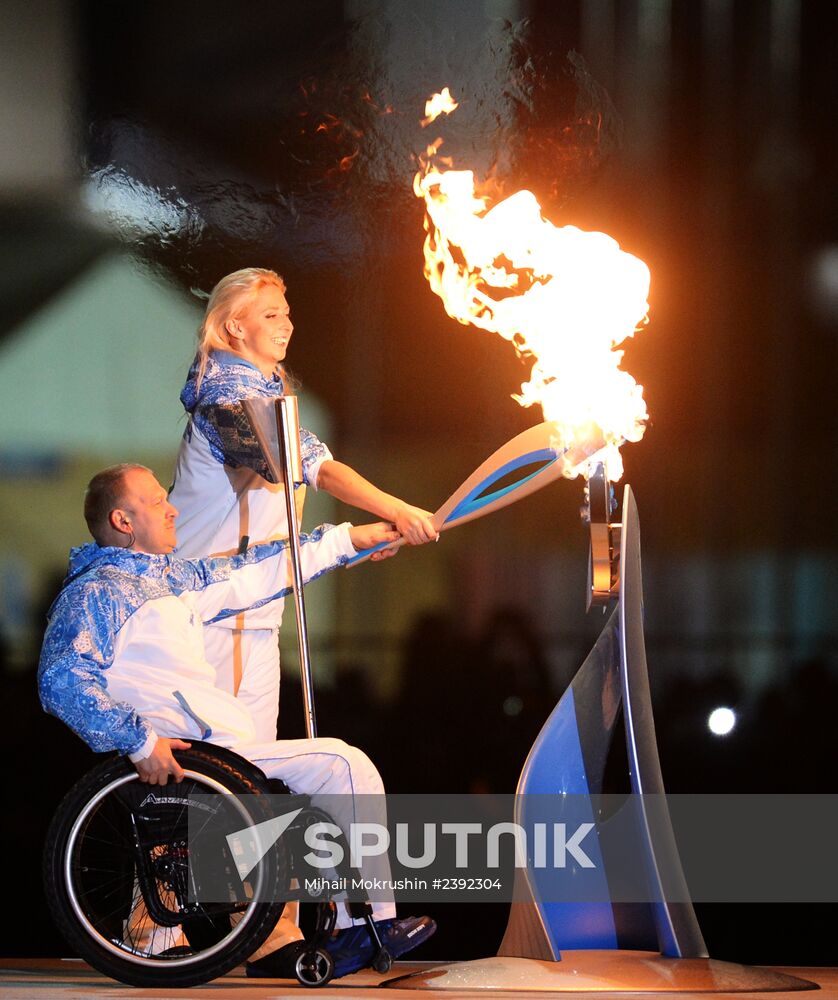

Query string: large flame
414 90 650 480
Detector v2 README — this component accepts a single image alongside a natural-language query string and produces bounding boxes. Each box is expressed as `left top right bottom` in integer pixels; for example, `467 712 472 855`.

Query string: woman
170 268 437 740
169 268 438 977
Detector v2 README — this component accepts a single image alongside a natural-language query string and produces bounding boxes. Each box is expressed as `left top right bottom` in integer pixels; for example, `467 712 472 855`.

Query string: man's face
116 469 179 554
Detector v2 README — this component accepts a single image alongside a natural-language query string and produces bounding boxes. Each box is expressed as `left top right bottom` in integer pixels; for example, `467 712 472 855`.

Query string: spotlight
707 706 736 736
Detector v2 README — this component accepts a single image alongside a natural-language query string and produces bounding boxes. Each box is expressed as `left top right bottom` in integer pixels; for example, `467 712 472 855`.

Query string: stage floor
1 960 836 1000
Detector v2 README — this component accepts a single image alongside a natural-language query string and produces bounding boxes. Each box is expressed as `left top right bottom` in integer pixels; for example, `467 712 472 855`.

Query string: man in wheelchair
38 463 436 981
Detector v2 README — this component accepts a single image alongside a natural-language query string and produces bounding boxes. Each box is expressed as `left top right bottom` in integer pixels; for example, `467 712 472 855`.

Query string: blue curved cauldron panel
513 608 625 953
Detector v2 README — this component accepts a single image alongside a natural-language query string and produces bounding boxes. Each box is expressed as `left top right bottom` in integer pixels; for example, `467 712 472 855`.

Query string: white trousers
127 736 393 958
204 634 395 941
237 737 396 931
203 625 280 742
203 625 292 954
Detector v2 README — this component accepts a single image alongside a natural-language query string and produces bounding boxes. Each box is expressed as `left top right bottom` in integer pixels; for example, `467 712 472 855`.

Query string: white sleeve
128 730 159 762
194 522 356 625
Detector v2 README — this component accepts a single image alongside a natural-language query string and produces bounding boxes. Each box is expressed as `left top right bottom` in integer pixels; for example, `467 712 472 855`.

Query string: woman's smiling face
226 283 294 377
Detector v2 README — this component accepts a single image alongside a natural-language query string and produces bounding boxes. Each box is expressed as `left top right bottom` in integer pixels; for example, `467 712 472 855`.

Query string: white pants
127 736 393 958
237 737 396 930
203 625 292 953
204 625 280 742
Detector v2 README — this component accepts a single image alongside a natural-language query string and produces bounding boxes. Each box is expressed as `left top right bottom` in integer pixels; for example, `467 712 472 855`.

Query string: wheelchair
43 742 392 988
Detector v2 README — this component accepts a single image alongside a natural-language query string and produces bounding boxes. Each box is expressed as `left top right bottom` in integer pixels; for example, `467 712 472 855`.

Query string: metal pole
275 395 318 739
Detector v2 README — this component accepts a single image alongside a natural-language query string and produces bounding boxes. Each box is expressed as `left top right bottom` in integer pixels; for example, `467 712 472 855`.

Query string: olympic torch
348 420 606 565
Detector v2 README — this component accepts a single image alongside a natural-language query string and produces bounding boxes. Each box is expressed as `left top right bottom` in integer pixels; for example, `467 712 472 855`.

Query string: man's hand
348 522 402 561
134 738 192 785
392 504 439 546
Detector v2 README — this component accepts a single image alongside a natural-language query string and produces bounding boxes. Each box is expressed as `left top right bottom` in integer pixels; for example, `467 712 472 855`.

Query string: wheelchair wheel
43 746 286 988
372 948 393 973
295 947 335 987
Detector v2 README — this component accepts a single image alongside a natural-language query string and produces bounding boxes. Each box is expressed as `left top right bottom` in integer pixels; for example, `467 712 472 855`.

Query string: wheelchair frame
43 742 390 988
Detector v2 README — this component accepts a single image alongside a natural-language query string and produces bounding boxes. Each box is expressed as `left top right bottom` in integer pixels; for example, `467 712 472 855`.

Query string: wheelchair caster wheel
295 948 334 987
372 948 393 973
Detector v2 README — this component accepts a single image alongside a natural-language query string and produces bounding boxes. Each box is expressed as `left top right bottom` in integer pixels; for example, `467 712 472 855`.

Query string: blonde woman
171 268 436 739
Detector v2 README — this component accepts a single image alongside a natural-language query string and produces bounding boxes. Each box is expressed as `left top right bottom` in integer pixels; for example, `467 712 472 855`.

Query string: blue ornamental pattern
180 353 328 483
37 531 345 756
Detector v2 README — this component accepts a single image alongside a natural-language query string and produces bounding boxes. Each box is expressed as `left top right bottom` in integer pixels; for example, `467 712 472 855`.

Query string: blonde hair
194 267 287 391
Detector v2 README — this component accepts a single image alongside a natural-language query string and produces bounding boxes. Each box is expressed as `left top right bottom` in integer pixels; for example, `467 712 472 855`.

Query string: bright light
414 88 651 481
707 707 736 736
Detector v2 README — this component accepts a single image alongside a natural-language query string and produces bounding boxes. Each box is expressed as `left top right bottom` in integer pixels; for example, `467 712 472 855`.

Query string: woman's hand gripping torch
346 421 607 566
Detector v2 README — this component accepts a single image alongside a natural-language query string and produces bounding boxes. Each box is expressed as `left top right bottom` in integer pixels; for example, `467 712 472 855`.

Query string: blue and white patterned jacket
179 352 329 481
38 526 353 756
169 353 334 579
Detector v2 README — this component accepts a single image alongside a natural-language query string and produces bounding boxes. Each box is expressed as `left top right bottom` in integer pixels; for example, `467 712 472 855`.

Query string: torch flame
414 90 650 480
421 87 459 128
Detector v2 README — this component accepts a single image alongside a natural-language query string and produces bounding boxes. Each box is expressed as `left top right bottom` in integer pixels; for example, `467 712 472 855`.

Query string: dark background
1 0 837 968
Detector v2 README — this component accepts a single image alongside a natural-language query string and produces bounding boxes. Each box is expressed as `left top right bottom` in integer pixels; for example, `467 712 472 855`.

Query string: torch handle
275 396 318 740
348 536 405 564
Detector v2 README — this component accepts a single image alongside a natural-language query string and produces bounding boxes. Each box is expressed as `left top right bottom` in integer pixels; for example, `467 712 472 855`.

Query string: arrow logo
226 807 303 880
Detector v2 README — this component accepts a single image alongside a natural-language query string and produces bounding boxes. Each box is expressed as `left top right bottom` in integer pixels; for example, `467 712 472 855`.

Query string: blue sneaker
324 915 437 978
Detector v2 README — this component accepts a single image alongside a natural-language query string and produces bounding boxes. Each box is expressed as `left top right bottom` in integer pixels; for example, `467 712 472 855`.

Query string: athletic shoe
325 915 437 978
245 939 307 978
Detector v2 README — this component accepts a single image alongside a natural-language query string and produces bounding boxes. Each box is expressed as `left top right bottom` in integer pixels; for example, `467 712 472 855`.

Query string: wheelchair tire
295 947 335 987
43 746 286 988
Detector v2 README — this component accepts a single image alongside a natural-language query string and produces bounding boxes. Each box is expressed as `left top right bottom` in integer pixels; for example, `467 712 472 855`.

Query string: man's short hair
84 464 150 544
